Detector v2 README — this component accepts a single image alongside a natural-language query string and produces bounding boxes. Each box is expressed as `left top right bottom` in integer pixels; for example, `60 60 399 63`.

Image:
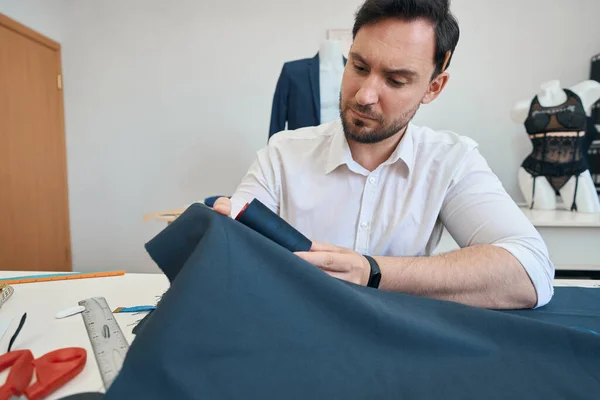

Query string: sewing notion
79 297 129 390
56 306 86 319
0 347 86 399
0 270 126 285
0 283 14 309
112 305 156 313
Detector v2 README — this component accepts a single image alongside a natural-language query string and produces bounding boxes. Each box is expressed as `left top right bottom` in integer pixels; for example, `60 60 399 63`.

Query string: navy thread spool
235 199 312 252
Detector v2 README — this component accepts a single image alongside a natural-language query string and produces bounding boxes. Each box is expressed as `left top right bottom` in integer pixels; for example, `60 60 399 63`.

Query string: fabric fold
107 203 600 399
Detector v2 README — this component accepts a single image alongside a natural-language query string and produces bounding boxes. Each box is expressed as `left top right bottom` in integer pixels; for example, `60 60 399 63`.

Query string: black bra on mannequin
521 89 590 211
524 89 587 134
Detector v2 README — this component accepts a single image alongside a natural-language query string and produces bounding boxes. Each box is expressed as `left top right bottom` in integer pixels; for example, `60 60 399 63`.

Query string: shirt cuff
492 241 555 308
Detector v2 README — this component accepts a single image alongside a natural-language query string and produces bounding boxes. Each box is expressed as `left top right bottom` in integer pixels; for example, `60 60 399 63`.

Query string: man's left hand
294 242 371 286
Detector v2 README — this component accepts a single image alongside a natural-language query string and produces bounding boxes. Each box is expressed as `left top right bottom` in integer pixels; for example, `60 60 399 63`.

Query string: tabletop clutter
1 201 600 399
1 202 599 399
0 272 158 399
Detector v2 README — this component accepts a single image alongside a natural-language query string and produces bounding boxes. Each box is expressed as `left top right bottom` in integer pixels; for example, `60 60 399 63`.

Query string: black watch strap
363 255 382 289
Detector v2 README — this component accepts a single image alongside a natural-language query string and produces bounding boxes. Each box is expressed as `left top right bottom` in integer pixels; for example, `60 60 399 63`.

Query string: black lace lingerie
522 89 589 211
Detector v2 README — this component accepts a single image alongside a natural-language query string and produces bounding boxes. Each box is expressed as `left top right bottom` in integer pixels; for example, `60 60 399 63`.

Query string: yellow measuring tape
0 270 126 285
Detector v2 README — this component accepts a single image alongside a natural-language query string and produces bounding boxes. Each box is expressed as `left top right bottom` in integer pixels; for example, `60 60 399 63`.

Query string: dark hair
352 0 460 78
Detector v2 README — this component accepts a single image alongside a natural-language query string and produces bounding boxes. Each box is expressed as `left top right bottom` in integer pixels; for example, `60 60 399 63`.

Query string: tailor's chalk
56 306 86 319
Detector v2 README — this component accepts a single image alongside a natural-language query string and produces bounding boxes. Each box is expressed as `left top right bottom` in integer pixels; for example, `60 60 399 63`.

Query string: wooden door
0 15 72 271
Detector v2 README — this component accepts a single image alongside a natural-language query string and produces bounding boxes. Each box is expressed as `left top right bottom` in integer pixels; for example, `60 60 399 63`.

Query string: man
214 0 554 310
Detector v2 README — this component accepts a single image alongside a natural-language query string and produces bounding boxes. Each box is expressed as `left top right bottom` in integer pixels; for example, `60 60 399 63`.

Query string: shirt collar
324 123 352 174
384 123 414 172
324 122 414 175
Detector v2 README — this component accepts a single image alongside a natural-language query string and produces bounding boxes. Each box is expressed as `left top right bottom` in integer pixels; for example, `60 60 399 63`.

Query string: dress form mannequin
319 40 345 124
511 80 600 212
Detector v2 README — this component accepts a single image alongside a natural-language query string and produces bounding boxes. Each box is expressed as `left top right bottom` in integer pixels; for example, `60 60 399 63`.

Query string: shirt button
360 221 369 229
369 176 377 184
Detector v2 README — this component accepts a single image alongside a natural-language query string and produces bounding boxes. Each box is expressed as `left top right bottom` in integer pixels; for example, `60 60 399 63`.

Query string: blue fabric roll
235 198 312 252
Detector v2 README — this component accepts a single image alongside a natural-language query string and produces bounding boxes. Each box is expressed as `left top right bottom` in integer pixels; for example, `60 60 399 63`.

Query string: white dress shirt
230 120 555 308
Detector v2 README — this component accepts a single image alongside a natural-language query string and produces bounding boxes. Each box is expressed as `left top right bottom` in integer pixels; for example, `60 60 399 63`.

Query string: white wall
0 0 66 42
414 0 600 196
60 0 365 273
5 1 600 273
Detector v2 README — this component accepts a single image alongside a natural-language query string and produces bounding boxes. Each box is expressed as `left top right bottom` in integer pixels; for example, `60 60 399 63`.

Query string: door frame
0 14 72 270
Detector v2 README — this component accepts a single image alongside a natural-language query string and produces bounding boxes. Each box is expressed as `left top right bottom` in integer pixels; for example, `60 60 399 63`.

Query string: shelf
553 279 600 288
555 265 600 271
519 207 600 228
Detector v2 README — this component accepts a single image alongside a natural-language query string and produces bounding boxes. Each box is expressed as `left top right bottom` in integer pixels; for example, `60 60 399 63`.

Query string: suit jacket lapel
308 54 320 123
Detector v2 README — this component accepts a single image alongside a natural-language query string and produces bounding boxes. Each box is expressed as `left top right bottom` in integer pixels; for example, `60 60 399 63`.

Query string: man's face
340 18 447 144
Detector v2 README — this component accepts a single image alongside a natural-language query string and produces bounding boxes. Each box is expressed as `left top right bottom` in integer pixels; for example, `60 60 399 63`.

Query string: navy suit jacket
269 53 347 139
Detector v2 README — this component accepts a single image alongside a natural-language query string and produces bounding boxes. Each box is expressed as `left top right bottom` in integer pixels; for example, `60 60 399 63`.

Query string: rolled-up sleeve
440 146 555 308
229 145 281 220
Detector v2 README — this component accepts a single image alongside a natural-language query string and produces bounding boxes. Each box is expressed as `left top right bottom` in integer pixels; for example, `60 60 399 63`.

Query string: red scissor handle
25 347 87 400
0 350 34 400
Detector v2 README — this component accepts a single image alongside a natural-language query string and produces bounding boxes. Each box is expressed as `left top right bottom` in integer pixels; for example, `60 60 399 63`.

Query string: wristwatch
363 255 382 289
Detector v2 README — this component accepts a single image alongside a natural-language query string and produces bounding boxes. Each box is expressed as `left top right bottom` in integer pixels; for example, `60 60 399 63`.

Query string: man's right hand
213 197 232 217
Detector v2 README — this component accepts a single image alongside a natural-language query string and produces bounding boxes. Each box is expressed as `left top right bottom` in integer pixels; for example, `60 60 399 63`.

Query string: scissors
0 347 86 400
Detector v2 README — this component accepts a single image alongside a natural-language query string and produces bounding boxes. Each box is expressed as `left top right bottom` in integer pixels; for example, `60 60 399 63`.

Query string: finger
294 251 351 272
309 241 350 253
212 197 232 216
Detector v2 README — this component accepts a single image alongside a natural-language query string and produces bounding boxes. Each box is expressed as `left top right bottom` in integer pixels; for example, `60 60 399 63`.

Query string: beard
339 95 421 144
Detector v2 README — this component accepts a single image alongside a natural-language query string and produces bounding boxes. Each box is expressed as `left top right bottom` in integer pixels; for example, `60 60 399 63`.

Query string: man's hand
295 242 371 286
213 197 232 216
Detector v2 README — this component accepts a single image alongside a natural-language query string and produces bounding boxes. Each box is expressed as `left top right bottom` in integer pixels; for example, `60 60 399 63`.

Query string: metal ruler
79 297 130 390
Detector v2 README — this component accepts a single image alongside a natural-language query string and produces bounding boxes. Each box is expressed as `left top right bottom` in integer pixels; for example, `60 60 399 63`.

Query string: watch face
368 271 381 288
371 273 381 289
364 255 381 288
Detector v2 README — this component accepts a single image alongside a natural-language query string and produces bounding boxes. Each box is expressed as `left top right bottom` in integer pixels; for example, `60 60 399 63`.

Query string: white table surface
0 271 597 399
0 271 169 399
